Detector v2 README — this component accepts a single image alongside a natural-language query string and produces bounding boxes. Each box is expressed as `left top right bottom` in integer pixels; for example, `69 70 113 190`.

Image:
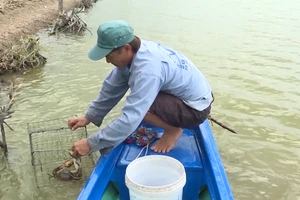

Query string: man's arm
87 73 163 152
85 67 129 127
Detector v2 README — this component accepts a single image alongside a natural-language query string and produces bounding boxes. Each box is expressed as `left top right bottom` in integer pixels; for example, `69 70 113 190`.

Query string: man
68 20 214 157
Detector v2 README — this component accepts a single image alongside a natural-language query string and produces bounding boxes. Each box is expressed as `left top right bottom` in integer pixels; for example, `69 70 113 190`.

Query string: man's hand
71 139 91 157
68 116 90 131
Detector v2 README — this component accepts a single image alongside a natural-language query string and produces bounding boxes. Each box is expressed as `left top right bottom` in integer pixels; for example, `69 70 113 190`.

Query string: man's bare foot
151 128 182 153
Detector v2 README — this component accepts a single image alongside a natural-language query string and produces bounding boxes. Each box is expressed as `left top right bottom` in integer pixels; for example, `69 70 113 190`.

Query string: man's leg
144 92 211 153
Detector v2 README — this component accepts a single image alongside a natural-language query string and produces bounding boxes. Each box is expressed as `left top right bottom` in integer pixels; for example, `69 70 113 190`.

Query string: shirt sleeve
87 73 163 152
85 67 129 127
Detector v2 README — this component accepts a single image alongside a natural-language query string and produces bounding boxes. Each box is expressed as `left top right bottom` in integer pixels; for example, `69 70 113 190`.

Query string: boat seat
113 124 206 200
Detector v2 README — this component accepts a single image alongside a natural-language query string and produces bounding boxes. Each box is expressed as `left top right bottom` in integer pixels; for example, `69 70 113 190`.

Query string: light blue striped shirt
86 39 213 152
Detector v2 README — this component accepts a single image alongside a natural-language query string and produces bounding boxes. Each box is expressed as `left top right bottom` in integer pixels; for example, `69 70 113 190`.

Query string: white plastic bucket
125 155 186 200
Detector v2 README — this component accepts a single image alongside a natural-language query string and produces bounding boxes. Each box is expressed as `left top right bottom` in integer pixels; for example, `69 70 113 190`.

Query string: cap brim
88 45 113 61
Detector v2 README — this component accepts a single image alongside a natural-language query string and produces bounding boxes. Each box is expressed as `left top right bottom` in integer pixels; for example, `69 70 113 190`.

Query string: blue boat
77 119 234 200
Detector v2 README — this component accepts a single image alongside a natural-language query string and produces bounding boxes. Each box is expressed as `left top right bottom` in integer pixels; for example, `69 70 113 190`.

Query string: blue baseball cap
88 20 134 61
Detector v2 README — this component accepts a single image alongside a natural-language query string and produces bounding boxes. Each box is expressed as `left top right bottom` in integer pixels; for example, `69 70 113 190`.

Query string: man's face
105 45 131 69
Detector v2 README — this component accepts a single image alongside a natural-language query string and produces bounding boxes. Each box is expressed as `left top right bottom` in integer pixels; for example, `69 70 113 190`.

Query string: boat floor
101 182 211 200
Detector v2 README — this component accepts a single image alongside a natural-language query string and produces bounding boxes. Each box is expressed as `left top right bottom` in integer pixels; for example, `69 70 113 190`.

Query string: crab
50 156 82 181
125 126 159 147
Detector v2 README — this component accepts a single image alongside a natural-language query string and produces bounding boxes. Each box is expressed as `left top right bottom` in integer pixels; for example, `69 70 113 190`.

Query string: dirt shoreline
0 0 80 53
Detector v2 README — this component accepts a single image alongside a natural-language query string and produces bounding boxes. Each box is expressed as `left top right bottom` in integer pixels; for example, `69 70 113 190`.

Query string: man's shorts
149 92 212 128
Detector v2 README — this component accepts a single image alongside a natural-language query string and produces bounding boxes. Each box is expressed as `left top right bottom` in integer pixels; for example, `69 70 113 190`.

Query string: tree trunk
0 123 8 154
58 0 63 14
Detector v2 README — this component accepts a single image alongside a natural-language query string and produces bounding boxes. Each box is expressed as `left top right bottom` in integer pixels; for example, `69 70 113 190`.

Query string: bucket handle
135 137 156 159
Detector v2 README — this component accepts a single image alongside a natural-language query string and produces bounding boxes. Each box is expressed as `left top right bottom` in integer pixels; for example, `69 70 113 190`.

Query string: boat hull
77 120 233 200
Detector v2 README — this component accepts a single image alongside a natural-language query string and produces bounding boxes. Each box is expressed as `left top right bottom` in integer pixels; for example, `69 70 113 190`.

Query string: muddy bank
0 0 80 53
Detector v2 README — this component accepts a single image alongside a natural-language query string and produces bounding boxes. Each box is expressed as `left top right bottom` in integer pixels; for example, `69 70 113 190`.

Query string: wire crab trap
28 118 97 188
